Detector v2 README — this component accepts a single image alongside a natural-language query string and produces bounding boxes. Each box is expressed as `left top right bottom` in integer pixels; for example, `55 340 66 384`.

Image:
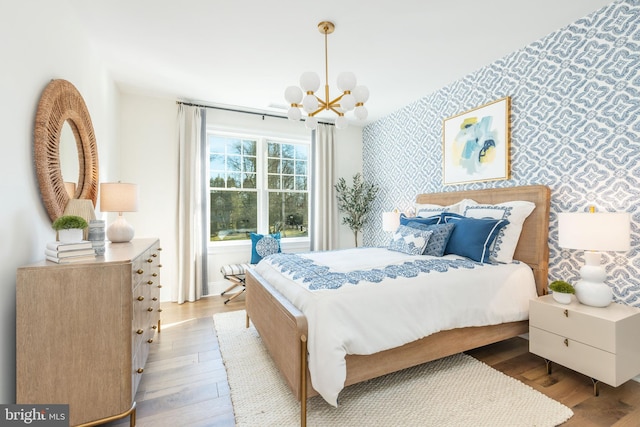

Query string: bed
245 185 550 426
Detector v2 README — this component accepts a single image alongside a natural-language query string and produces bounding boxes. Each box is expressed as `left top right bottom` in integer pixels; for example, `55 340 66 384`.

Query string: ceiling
68 0 613 126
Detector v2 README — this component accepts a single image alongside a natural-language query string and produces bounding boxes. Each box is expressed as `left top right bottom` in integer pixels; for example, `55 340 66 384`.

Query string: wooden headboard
416 185 551 296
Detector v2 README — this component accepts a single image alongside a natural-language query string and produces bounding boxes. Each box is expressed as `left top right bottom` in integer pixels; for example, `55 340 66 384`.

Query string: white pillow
415 198 476 217
462 200 535 263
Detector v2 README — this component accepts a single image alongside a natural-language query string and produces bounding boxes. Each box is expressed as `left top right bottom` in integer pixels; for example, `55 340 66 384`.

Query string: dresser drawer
529 298 615 352
530 326 617 386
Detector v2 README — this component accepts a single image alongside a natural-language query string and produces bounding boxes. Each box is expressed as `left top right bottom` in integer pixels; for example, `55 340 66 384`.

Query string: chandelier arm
328 93 345 107
328 106 344 116
308 106 327 117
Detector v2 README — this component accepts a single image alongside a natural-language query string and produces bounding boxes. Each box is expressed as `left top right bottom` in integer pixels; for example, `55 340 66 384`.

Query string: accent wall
362 0 640 306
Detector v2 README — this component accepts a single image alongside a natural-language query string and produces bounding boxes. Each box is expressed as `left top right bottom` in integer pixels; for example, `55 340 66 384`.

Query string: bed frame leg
300 335 308 427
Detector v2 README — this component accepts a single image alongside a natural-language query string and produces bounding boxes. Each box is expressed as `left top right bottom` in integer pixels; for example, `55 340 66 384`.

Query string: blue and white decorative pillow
441 214 509 263
462 201 535 263
251 232 281 264
388 225 433 255
410 222 456 257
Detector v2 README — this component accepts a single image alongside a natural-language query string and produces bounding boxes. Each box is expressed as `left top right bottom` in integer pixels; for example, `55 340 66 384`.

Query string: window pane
268 192 308 238
268 175 280 189
211 174 226 188
295 145 308 160
295 176 307 191
227 173 241 188
268 158 280 174
282 159 294 174
210 190 257 241
281 144 295 159
282 175 294 190
267 142 280 157
295 160 307 175
243 140 256 156
243 156 256 173
243 173 256 189
210 135 227 153
227 155 241 172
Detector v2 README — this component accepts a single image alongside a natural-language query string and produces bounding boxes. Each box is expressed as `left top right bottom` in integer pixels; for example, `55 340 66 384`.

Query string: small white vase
58 228 84 243
552 291 572 305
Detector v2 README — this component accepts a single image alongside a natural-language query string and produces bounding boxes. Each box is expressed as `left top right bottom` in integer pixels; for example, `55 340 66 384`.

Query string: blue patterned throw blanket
266 252 482 290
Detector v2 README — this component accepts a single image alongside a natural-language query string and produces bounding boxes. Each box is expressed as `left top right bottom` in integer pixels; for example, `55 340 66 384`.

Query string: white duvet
253 247 537 406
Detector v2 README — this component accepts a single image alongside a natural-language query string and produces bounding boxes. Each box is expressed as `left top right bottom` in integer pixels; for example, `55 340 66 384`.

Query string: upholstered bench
220 263 253 304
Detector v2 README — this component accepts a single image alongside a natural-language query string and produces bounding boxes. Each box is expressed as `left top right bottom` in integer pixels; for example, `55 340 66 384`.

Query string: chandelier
284 21 369 130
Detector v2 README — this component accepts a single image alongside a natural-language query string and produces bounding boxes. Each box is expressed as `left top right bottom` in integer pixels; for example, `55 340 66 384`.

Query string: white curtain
175 104 208 303
310 124 338 251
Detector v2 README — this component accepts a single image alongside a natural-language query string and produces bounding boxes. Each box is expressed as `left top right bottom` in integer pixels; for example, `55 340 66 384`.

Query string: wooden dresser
16 238 162 426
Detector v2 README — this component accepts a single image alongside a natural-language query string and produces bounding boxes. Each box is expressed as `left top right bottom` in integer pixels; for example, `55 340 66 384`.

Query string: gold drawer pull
152 297 158 301
137 368 144 374
136 329 144 335
147 258 153 263
137 269 144 275
152 253 158 257
147 307 154 312
158 308 163 312
157 284 163 288
564 309 568 317
147 280 154 285
564 338 569 347
159 264 163 268
152 325 157 330
152 273 158 277
147 339 153 343
137 296 144 301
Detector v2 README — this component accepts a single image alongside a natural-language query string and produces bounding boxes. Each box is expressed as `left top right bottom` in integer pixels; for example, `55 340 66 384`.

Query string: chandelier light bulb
340 93 356 111
287 106 302 121
284 86 303 104
305 116 318 130
337 72 357 92
353 85 370 103
354 105 368 120
302 94 319 113
300 72 320 93
335 116 348 129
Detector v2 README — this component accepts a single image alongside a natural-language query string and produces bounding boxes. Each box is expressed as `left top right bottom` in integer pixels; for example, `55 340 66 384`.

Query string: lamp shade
100 183 139 213
558 212 630 251
382 211 400 232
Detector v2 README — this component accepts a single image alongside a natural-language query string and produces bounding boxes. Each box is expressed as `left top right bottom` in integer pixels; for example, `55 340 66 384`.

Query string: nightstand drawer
529 298 615 352
530 326 617 385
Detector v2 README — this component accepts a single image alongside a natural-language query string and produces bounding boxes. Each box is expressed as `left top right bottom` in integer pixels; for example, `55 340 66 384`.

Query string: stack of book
45 241 97 264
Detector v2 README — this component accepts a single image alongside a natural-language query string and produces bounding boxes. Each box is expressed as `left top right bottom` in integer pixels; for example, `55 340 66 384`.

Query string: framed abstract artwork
442 96 511 185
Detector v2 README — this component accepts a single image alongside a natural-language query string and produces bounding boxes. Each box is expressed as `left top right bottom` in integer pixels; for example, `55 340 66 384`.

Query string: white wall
117 93 179 302
117 99 364 297
0 0 119 404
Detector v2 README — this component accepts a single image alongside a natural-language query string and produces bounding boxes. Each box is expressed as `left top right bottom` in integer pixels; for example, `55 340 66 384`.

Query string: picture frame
442 96 510 185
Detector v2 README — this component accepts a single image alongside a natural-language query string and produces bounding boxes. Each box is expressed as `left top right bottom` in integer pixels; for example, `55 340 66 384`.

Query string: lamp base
107 215 134 243
575 251 612 308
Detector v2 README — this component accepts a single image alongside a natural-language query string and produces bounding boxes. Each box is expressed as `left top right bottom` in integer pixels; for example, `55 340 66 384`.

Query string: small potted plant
549 280 575 305
52 215 89 242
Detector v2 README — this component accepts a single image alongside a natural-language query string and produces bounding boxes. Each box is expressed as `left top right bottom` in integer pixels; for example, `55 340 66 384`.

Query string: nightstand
529 294 640 396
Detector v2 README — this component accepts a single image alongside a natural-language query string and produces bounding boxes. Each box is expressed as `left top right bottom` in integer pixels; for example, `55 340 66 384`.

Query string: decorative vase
551 291 572 305
58 228 84 243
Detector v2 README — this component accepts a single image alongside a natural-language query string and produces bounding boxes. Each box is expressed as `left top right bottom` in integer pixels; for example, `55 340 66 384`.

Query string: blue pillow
442 216 509 263
388 225 433 255
250 232 281 264
399 213 441 227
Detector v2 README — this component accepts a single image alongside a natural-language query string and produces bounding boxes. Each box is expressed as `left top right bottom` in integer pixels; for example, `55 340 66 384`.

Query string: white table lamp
382 211 400 232
100 182 139 243
558 211 630 307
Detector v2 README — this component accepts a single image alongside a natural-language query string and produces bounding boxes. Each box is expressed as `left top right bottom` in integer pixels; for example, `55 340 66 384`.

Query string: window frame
207 127 311 247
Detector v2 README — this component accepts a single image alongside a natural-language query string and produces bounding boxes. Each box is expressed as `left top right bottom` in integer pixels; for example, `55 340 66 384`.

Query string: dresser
529 294 640 395
16 238 162 426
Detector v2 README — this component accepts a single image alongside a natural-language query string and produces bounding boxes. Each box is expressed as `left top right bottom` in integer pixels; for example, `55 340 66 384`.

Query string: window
209 132 309 242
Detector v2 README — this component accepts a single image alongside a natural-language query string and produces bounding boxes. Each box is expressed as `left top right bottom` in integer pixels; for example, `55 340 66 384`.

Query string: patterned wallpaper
362 0 640 306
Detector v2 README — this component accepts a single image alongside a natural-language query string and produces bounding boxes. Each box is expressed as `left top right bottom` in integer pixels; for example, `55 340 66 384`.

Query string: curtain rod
176 100 334 126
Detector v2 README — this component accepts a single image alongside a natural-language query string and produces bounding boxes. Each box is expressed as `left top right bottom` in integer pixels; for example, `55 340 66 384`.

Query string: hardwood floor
107 293 640 426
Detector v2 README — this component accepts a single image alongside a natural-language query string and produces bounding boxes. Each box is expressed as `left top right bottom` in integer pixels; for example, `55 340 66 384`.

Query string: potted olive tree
335 173 379 247
549 280 575 305
52 215 88 242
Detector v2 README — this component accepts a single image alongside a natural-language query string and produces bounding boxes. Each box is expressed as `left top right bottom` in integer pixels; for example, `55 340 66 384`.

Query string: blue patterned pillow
250 232 281 263
388 225 433 255
404 222 456 257
441 216 509 263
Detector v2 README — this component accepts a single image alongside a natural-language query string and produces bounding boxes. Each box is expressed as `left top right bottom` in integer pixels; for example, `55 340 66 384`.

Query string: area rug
214 310 573 427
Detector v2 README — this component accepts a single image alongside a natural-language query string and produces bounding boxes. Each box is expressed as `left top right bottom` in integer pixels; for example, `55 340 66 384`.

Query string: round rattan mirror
34 79 99 221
